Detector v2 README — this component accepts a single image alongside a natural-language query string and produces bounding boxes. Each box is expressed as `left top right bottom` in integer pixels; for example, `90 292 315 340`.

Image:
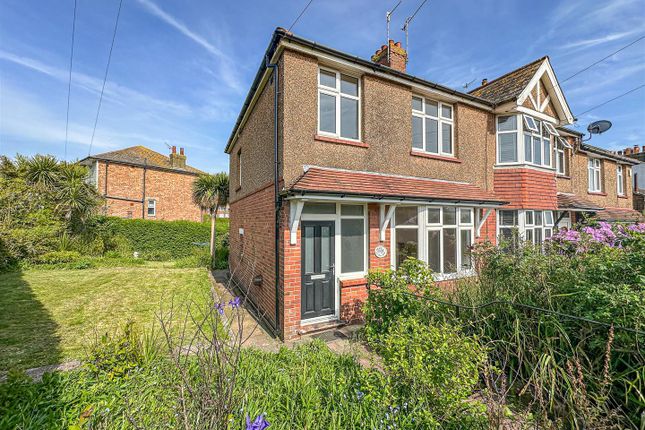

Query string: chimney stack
625 148 632 155
169 146 187 168
633 145 640 154
481 78 488 86
371 40 407 73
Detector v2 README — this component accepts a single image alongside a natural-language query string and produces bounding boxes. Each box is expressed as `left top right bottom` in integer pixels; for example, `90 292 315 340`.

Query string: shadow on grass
0 267 61 372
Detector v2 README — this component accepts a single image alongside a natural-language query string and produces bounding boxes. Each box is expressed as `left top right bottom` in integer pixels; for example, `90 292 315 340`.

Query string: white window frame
391 205 474 279
522 117 553 168
317 67 361 142
588 158 602 192
523 115 539 133
617 165 624 195
147 199 156 217
497 115 519 164
339 204 368 277
555 139 567 175
497 209 555 245
412 95 454 157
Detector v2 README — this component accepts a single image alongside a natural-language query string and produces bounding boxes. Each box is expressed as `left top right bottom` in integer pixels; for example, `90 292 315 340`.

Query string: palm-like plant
192 172 229 262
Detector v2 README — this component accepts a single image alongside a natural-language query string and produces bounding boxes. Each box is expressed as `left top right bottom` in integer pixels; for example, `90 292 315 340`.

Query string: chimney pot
626 148 632 155
633 145 640 153
642 145 645 152
371 39 407 72
395 41 401 47
171 145 176 154
481 78 488 86
180 147 185 155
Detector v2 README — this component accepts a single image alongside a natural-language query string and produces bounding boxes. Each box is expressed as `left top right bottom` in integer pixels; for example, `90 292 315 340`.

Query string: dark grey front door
301 221 335 320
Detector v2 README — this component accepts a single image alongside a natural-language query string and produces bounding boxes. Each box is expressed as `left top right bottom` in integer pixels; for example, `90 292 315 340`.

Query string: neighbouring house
80 145 204 221
617 145 645 213
225 28 642 340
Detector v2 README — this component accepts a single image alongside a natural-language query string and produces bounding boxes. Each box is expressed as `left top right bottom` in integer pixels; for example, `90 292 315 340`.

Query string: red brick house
226 28 642 340
80 146 204 221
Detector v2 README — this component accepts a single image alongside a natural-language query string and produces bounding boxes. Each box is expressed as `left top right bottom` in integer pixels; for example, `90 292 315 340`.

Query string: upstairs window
522 115 553 168
617 165 624 195
588 158 602 192
318 68 360 141
497 115 518 163
555 137 569 175
412 96 454 156
147 199 156 217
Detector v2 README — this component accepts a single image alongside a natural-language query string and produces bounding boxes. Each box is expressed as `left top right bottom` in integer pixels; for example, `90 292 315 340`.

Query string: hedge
107 217 227 259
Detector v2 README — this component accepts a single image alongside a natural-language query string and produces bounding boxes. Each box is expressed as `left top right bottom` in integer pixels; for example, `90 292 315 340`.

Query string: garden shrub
35 250 82 264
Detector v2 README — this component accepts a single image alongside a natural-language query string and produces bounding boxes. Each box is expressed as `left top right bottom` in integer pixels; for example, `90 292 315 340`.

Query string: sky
1 0 644 173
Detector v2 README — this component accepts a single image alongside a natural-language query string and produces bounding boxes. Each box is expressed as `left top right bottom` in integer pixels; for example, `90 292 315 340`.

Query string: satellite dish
587 120 612 135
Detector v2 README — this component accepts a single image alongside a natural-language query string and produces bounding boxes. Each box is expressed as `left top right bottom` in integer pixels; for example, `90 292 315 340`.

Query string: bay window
394 205 474 276
412 96 454 156
499 114 558 168
588 158 602 192
318 68 360 141
497 115 518 163
617 165 624 195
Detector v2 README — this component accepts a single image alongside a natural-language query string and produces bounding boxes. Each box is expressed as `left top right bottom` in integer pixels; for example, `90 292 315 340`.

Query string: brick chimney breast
170 147 187 169
371 39 407 73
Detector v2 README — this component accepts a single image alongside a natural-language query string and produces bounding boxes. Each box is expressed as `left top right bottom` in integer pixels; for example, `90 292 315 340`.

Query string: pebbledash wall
95 161 202 221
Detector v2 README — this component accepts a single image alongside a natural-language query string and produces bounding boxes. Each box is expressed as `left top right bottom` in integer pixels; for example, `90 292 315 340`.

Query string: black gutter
580 144 639 165
266 55 282 338
287 189 508 207
225 27 493 153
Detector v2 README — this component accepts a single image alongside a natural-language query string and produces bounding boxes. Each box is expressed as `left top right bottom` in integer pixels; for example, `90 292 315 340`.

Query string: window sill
587 191 607 196
314 134 369 148
618 194 628 199
339 278 367 288
556 174 571 179
410 150 462 163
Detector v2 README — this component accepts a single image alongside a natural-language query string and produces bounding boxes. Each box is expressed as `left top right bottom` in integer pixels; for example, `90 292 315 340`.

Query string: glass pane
427 208 441 224
443 207 456 225
412 116 423 149
341 205 363 216
321 226 331 272
525 210 533 225
524 134 532 162
341 219 364 273
441 104 452 119
441 123 452 154
497 115 517 132
460 229 472 270
395 228 418 268
544 211 553 225
319 93 336 133
499 210 516 226
340 97 358 139
304 226 314 273
460 208 472 224
525 229 533 243
340 75 358 96
427 230 441 273
558 152 565 174
425 100 438 117
319 70 336 88
533 136 542 165
443 228 457 273
545 228 552 239
535 228 543 245
535 211 543 226
395 206 418 226
498 133 517 163
543 139 551 166
303 202 336 214
412 96 423 112
425 118 438 153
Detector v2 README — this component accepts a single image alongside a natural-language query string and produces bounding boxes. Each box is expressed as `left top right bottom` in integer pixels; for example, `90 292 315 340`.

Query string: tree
192 173 229 263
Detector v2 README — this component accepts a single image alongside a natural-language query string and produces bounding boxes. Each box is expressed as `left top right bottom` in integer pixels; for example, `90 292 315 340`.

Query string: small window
543 122 559 136
617 165 624 195
427 207 441 224
237 149 242 188
523 115 538 133
302 202 336 214
588 158 602 192
147 199 156 217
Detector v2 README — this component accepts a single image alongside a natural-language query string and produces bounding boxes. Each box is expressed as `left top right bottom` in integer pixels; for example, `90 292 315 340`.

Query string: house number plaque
374 245 387 258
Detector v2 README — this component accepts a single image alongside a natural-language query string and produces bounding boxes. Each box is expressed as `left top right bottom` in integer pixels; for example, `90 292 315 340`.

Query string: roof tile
469 57 546 104
85 146 204 174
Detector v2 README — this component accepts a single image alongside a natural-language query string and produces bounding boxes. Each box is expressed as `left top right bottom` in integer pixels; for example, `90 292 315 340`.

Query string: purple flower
229 297 241 309
215 303 225 315
246 414 270 430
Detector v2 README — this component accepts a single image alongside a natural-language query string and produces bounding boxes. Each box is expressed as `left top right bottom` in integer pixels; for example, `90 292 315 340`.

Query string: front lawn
0 264 211 371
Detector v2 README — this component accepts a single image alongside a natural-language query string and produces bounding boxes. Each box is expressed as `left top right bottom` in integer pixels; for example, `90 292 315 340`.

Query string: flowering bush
548 221 645 253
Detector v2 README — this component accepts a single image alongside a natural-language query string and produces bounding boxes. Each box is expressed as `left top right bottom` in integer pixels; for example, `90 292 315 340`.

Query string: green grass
0 264 211 371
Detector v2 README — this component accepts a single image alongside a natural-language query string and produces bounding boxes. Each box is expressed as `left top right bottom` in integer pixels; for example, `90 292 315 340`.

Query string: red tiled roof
557 193 603 211
595 207 644 223
81 146 204 175
290 167 507 205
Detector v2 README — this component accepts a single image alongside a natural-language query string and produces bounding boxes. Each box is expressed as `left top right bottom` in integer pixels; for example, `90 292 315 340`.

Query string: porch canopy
556 193 603 212
595 207 644 223
285 166 507 244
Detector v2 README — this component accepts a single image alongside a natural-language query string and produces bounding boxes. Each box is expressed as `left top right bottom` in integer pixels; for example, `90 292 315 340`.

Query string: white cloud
559 30 641 50
134 0 243 93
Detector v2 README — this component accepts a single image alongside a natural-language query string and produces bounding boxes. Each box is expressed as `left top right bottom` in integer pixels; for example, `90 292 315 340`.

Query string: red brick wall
229 183 278 328
96 161 201 221
494 168 557 210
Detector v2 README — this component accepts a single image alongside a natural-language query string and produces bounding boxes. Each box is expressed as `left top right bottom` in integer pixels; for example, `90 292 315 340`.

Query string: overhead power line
64 0 78 161
288 0 314 32
88 0 124 157
561 34 645 83
576 83 645 117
